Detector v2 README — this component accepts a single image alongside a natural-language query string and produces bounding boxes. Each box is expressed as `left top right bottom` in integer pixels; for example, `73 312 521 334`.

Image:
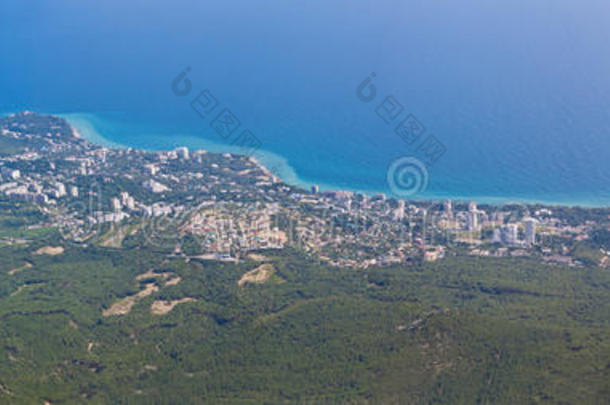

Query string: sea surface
1 1 610 206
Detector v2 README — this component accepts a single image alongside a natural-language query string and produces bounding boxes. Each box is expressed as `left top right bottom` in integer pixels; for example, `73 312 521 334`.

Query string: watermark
356 72 448 198
171 67 262 158
145 67 272 249
386 156 429 198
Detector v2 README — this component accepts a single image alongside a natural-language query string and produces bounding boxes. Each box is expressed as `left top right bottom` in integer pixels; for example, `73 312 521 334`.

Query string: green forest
0 209 609 404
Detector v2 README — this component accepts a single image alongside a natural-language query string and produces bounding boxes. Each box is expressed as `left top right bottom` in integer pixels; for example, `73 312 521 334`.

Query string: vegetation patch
10 282 45 297
0 242 608 403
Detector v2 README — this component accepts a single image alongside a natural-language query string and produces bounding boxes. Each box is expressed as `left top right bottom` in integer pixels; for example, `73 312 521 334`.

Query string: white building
94 212 129 224
492 228 503 244
111 197 122 212
1 167 20 180
57 182 67 197
394 200 406 221
151 203 173 217
176 147 190 160
143 179 170 193
120 192 135 210
524 218 536 245
144 164 159 176
50 182 67 199
444 200 453 219
503 224 520 245
4 185 28 197
0 182 18 192
467 211 479 232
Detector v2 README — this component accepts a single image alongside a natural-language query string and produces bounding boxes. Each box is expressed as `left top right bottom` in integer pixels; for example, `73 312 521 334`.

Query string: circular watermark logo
386 156 429 198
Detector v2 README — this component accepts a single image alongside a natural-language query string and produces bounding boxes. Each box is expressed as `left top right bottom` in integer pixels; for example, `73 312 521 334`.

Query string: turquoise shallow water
61 112 608 207
2 1 610 207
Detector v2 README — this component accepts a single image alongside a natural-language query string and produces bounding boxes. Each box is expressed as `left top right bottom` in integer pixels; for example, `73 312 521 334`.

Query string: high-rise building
1 167 20 180
394 200 406 221
344 199 352 212
120 192 136 210
467 211 479 231
361 195 369 209
176 147 190 160
55 182 67 198
492 228 502 244
503 224 519 245
524 218 536 245
145 164 159 176
111 198 122 213
444 200 453 219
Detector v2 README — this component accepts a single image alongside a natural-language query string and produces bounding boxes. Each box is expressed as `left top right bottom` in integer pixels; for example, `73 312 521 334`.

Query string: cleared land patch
150 298 197 315
136 269 173 282
238 263 276 287
103 269 182 316
165 277 181 286
102 283 159 317
246 253 268 262
34 246 64 256
7 262 31 275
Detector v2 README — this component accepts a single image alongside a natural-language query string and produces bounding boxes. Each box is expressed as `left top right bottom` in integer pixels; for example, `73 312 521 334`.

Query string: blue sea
2 0 610 206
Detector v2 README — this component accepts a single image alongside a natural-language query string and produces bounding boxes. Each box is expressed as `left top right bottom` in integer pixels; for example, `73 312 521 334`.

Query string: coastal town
1 112 609 269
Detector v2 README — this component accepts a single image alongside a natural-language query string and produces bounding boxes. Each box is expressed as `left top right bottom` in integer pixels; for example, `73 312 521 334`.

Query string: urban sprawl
1 112 609 269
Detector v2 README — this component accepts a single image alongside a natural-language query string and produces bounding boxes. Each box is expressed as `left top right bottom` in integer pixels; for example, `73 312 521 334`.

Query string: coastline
60 112 314 190
53 112 609 209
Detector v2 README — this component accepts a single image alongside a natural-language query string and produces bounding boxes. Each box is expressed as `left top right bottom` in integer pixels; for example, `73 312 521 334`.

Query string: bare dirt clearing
165 277 181 286
34 246 64 256
103 269 182 316
238 263 275 287
7 262 31 275
150 298 197 315
136 270 181 286
102 283 159 317
136 269 173 282
246 253 268 262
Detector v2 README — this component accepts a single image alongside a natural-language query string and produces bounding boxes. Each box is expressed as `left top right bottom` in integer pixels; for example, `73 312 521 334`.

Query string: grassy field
0 223 608 403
